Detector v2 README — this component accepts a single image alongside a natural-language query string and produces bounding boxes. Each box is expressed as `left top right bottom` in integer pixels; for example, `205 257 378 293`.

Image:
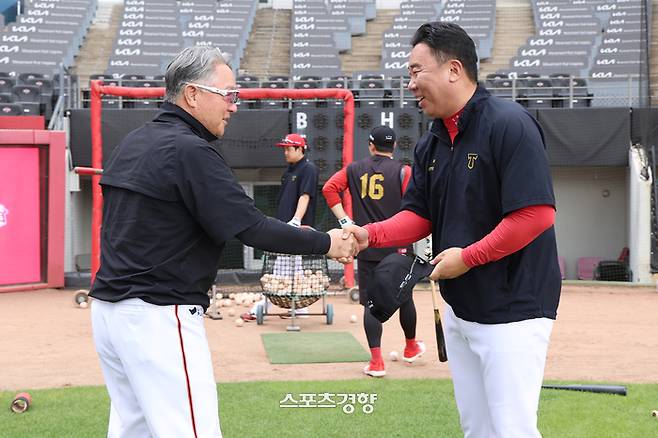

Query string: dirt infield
0 283 656 391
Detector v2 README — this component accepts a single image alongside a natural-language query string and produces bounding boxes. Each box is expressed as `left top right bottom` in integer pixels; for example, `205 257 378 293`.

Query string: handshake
325 218 368 264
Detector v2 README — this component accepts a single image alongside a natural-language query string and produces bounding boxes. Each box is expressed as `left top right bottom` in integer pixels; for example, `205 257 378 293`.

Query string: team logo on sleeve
428 159 436 172
467 154 478 170
0 204 8 228
291 175 297 182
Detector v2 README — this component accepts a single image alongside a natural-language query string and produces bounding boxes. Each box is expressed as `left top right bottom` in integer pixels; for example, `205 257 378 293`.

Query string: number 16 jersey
347 155 411 261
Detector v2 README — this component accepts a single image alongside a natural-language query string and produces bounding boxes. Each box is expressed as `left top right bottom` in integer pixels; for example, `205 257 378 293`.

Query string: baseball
235 318 244 327
228 308 235 317
79 301 88 309
652 410 658 417
349 314 357 323
389 351 399 361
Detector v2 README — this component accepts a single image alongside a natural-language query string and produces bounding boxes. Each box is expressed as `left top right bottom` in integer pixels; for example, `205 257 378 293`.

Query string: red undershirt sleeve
461 204 555 268
363 210 432 248
321 167 348 208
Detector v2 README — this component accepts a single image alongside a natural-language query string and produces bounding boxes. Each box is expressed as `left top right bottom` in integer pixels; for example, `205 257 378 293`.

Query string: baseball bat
541 384 627 396
429 279 448 362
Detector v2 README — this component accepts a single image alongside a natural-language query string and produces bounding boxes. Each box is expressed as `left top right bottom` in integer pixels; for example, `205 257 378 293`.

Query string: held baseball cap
276 133 307 150
367 253 434 323
369 126 396 149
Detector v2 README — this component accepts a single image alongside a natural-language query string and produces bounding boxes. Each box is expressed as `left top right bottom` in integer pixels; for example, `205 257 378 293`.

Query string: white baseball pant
92 298 221 438
443 304 553 438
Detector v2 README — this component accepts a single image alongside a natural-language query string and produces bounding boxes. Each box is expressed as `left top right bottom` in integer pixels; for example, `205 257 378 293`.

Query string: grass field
2 379 657 437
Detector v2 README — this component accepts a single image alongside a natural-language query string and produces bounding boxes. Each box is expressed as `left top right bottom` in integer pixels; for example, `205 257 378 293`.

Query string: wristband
338 216 354 228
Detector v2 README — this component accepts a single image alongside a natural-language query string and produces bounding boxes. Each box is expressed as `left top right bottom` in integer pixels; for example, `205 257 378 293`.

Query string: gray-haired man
90 46 356 437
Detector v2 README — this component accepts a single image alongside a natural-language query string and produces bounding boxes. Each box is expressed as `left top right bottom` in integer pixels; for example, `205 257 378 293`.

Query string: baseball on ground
389 351 399 361
349 314 357 323
235 318 244 327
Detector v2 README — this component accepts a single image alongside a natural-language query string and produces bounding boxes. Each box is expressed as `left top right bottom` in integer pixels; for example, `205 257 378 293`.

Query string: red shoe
403 340 426 363
363 360 386 377
240 312 256 322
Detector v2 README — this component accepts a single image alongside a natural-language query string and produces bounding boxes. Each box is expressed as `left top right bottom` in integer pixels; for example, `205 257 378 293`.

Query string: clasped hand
326 225 370 264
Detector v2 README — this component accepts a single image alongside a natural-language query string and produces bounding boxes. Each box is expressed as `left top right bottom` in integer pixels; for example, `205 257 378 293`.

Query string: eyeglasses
185 82 240 104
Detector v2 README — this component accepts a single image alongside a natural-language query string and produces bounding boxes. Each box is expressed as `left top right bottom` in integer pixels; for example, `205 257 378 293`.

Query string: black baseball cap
369 126 396 150
367 254 434 323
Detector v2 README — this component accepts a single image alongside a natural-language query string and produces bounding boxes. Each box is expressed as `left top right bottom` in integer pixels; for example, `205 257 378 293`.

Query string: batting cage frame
76 80 358 288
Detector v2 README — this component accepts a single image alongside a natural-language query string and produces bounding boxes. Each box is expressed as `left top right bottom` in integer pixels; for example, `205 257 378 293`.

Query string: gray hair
164 46 228 102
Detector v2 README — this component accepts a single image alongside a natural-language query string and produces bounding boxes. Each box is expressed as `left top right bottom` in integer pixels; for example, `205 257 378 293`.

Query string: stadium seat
102 98 121 109
237 80 259 89
549 73 571 80
238 74 259 83
18 72 47 84
237 75 259 89
0 103 23 116
0 77 15 95
553 77 592 108
24 77 54 118
293 79 321 89
577 257 603 280
326 79 347 89
267 75 289 86
0 93 12 103
299 75 322 81
518 72 540 79
359 73 385 80
486 73 508 80
486 78 517 100
122 74 146 82
11 85 42 115
262 81 287 89
522 78 554 109
89 74 120 86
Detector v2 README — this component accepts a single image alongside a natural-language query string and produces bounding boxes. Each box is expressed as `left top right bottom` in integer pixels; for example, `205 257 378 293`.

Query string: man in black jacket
90 46 356 438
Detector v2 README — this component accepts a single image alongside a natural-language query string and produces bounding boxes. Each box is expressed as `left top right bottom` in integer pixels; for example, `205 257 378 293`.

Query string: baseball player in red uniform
323 126 425 377
344 23 561 437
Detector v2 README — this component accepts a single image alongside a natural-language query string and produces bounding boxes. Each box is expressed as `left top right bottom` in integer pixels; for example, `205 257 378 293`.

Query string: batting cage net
81 82 357 296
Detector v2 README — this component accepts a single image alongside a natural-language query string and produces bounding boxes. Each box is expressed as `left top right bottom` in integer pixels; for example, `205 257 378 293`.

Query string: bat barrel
541 384 627 396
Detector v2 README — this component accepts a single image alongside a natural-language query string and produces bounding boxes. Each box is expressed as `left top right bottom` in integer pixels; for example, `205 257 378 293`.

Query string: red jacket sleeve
363 210 432 248
461 204 555 267
321 167 348 208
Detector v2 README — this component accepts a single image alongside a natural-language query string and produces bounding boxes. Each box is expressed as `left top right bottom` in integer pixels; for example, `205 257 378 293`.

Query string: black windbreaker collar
430 85 491 138
155 102 218 143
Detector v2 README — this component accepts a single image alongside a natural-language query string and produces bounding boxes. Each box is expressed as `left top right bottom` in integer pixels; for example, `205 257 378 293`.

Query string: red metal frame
0 129 66 292
85 81 356 287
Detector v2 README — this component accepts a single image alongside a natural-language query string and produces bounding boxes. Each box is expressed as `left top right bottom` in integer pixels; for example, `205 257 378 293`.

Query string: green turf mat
261 331 370 364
